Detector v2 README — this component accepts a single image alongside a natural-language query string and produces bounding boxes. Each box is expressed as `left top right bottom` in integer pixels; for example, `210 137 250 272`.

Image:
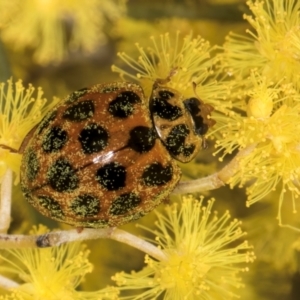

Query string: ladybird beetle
20 80 215 228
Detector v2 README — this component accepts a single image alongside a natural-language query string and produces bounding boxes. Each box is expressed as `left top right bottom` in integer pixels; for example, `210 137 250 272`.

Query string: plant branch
0 168 12 233
0 228 167 261
0 274 19 289
217 144 257 182
172 144 257 194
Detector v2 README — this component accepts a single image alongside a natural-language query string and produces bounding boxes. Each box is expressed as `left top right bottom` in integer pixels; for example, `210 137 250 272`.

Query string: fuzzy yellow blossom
222 0 300 90
213 72 300 228
0 0 127 64
112 196 255 300
0 225 119 300
0 79 59 183
112 32 232 138
246 74 276 118
112 32 230 110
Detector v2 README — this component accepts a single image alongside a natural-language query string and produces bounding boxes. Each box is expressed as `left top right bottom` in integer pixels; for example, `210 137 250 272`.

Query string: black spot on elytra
96 162 126 191
128 126 156 153
65 87 89 104
47 158 79 192
151 98 183 121
37 110 57 135
42 126 68 153
142 162 173 186
21 185 33 203
78 123 109 154
70 194 100 217
24 148 40 181
37 195 64 218
108 91 141 118
184 97 208 135
110 192 141 215
63 100 95 121
166 124 196 157
151 90 182 121
158 90 174 99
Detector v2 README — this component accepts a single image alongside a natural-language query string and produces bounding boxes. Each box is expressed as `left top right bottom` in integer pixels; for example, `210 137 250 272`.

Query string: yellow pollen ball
247 96 273 118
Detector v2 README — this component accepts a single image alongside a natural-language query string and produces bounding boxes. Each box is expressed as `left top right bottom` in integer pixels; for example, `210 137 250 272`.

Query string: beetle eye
183 97 215 136
184 98 205 135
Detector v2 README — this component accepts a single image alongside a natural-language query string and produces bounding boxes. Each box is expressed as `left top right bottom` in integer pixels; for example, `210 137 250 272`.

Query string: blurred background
1 0 298 299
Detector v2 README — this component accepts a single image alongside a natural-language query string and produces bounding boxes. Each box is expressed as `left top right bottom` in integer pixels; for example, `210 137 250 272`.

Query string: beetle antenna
191 81 216 149
0 144 18 153
0 124 38 155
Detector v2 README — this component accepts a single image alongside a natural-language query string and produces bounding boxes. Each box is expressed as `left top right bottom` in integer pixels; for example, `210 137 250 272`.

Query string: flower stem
172 144 257 194
0 228 167 260
172 173 224 194
0 274 19 289
217 144 257 182
0 168 12 233
110 229 167 261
